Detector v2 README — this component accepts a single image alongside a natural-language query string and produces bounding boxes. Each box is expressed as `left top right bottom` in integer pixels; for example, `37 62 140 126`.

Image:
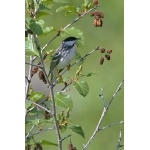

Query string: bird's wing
48 46 62 76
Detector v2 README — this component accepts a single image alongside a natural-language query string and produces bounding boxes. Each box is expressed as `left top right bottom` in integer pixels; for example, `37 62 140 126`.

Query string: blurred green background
26 0 124 149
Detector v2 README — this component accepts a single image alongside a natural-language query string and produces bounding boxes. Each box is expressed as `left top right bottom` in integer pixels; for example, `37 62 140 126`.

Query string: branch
25 56 34 99
116 127 123 150
29 101 52 115
83 80 124 150
99 121 124 131
60 134 72 142
25 124 35 139
32 34 62 150
57 46 100 91
25 62 42 68
60 46 100 78
26 127 54 140
107 79 124 110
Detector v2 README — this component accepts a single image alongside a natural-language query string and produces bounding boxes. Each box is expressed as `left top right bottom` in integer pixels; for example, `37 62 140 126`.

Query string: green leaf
86 73 94 77
56 5 76 13
55 93 73 109
29 91 45 102
40 26 55 37
60 125 67 133
38 4 50 10
65 11 77 16
61 27 84 40
25 17 31 29
40 0 53 7
69 125 85 138
25 39 39 57
27 111 37 116
73 80 89 97
40 140 58 146
25 101 32 109
26 107 38 116
54 0 69 3
29 19 44 35
36 11 51 19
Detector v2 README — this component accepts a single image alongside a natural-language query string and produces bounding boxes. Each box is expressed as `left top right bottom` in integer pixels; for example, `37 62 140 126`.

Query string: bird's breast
57 47 76 70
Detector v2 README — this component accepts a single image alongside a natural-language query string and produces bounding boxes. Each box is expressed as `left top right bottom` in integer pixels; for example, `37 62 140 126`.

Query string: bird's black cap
63 36 79 42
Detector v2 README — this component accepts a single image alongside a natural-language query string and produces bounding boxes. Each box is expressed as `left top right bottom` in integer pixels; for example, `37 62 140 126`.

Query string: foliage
25 0 124 150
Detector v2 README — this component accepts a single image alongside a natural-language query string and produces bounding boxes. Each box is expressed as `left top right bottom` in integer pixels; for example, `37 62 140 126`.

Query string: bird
48 36 79 84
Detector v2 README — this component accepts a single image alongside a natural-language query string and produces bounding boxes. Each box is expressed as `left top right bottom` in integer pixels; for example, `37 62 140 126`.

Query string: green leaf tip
73 80 89 97
69 125 85 138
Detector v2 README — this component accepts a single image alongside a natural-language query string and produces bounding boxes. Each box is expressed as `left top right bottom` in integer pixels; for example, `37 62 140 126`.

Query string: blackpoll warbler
48 36 79 83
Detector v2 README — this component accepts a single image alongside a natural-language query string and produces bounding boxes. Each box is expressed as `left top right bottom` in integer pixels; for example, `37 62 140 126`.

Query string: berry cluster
99 48 112 65
91 11 104 27
91 0 104 27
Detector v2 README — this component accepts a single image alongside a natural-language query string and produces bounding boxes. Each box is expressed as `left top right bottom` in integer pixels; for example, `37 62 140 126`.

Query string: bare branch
29 101 52 115
99 121 124 131
25 125 35 139
116 127 123 150
60 46 100 78
26 127 54 140
99 88 106 108
83 80 124 150
107 80 124 110
60 134 72 142
25 62 42 68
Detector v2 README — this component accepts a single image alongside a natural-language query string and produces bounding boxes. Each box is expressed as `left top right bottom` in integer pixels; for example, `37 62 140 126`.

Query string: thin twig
26 109 41 139
83 80 124 150
99 88 106 108
60 134 72 142
63 7 97 30
116 127 123 150
30 101 52 115
99 121 124 131
60 46 100 78
54 46 100 91
26 99 50 116
25 62 43 68
106 80 124 110
26 127 54 140
25 56 34 99
25 125 35 139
